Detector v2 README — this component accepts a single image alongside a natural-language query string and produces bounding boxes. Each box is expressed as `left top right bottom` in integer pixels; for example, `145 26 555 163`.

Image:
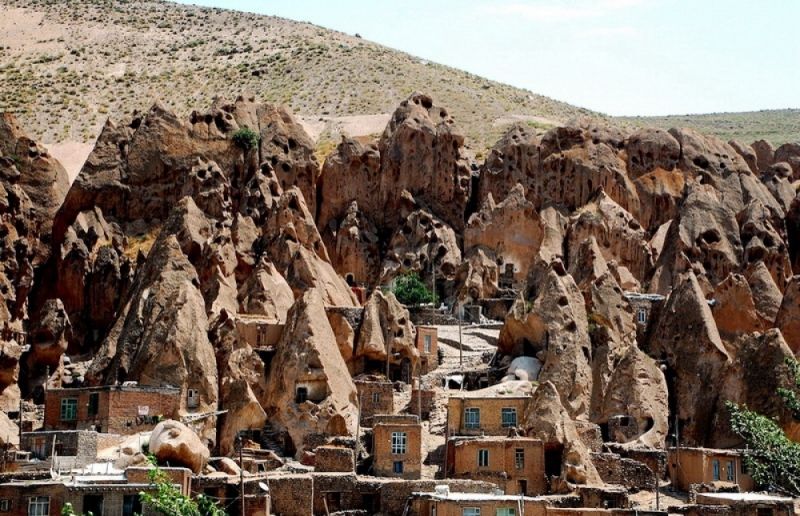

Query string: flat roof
668 447 744 456
46 384 180 394
412 491 556 503
450 436 541 444
698 492 793 502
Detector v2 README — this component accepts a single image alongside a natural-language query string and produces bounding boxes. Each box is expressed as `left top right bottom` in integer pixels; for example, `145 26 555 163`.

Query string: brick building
0 465 191 516
415 326 439 374
354 377 394 426
43 384 180 434
409 487 551 516
667 448 754 492
447 436 547 496
677 492 795 516
372 414 422 479
447 393 528 436
21 430 124 467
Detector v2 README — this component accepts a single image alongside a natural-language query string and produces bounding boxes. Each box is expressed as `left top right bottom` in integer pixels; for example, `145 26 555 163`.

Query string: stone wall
268 474 314 516
315 446 355 473
591 452 656 491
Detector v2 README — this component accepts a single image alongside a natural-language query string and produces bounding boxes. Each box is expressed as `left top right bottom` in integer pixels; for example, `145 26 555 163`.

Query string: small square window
478 448 489 467
60 398 78 421
393 460 404 474
0 499 10 511
501 408 517 428
464 407 480 429
372 392 381 404
28 496 50 516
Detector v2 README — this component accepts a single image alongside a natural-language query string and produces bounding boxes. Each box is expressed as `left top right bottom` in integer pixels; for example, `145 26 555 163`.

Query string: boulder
751 139 775 173
150 420 210 473
775 142 800 179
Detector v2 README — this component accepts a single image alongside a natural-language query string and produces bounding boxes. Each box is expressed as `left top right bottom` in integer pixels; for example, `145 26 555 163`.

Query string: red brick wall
44 387 180 434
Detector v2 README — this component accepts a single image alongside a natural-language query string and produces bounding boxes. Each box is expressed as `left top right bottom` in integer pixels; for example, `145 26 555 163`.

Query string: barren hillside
0 0 594 167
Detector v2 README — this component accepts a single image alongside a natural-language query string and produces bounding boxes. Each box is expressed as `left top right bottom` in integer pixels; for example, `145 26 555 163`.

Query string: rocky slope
1 90 799 463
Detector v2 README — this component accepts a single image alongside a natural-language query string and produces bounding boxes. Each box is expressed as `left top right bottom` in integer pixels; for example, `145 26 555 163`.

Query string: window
424 334 432 353
726 460 735 482
393 460 404 474
295 387 307 404
497 509 516 516
60 398 77 421
501 408 517 428
123 494 142 516
478 449 489 467
28 497 49 516
187 388 199 409
391 431 407 454
464 407 480 429
515 448 525 469
88 392 100 417
463 509 481 516
0 499 10 511
712 459 720 481
372 392 381 404
637 309 647 324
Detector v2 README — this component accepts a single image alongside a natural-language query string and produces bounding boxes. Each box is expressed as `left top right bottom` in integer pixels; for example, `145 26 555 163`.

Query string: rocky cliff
1 92 799 459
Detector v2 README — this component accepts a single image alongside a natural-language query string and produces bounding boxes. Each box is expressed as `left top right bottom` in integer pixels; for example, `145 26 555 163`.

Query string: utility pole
431 257 436 306
457 306 463 367
384 324 392 380
239 434 245 516
354 393 362 474
655 455 660 510
417 367 422 421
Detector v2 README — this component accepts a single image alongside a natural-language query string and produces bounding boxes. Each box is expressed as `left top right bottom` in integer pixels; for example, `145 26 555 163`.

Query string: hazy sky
174 0 799 116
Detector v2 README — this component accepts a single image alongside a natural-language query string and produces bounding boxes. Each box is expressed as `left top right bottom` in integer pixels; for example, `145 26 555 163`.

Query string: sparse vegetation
392 273 435 307
232 126 259 150
140 459 226 516
727 357 800 495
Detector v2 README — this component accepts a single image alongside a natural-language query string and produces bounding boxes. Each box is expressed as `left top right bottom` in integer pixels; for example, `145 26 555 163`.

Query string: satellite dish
258 482 269 492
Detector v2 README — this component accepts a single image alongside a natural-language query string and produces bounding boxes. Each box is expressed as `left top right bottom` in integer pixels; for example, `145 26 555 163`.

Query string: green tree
392 273 434 306
232 127 259 150
140 461 226 516
727 357 800 496
61 504 91 516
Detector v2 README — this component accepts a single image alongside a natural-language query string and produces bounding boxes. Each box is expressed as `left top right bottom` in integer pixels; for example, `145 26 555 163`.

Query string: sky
174 0 800 116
